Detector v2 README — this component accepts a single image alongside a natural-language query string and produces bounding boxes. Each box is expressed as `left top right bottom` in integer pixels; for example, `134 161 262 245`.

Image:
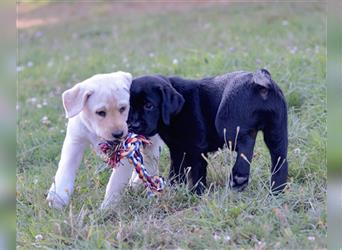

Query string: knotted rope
99 132 165 196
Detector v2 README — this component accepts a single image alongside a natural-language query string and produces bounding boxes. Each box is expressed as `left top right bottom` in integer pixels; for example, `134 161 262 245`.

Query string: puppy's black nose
112 131 124 139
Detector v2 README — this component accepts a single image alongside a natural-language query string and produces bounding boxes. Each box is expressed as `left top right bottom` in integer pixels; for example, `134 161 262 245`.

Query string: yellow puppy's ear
118 71 133 91
122 71 132 84
62 83 93 118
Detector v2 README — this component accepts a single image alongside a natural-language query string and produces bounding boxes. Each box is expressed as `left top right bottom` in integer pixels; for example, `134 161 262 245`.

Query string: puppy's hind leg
263 121 288 194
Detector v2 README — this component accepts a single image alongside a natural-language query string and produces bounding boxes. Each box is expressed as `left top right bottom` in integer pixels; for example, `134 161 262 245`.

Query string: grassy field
17 2 326 249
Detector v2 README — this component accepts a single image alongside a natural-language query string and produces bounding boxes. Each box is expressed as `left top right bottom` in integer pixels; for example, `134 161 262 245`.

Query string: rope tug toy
99 132 165 196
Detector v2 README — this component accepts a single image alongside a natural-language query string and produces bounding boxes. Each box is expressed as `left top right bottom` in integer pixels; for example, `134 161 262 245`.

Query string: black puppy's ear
159 83 185 125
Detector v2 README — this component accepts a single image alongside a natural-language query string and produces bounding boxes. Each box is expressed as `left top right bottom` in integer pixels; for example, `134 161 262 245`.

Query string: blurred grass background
16 2 327 249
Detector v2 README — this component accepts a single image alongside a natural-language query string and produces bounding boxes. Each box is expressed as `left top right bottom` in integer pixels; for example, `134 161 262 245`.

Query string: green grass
17 2 326 249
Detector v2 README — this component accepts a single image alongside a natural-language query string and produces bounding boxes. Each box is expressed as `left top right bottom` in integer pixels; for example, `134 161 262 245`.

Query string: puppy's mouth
129 128 157 138
128 123 157 137
98 136 123 146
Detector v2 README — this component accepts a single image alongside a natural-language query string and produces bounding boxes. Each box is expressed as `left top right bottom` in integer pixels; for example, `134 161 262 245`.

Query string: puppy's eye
144 102 154 111
96 111 106 117
119 106 127 114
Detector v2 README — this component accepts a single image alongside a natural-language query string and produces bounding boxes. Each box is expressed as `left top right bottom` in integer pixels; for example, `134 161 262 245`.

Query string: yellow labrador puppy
46 71 162 209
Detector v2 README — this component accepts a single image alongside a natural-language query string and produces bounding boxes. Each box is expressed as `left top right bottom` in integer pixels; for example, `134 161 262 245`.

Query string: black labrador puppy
128 69 288 195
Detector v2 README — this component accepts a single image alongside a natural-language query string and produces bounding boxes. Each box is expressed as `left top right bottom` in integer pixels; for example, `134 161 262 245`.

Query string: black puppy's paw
229 174 249 191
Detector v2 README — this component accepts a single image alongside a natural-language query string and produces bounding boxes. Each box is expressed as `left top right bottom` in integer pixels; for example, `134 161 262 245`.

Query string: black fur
128 69 288 195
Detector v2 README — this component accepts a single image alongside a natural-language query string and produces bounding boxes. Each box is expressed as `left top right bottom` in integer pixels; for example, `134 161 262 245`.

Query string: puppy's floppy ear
159 80 185 125
62 83 93 118
118 71 133 91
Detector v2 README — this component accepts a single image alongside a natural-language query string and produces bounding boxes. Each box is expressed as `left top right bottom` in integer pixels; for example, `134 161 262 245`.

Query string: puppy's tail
252 68 273 89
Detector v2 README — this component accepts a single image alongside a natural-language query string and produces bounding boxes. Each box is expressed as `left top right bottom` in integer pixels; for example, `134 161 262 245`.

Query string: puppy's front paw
46 185 70 209
99 200 111 211
100 195 120 211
